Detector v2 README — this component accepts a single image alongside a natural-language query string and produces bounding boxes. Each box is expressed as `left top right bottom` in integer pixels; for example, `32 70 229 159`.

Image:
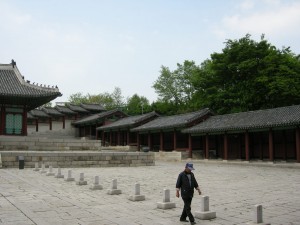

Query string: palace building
0 60 62 135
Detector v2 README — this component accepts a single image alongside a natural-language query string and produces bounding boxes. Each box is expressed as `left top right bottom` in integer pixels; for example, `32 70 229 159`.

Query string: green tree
68 87 125 110
152 60 200 114
193 34 300 114
125 94 151 115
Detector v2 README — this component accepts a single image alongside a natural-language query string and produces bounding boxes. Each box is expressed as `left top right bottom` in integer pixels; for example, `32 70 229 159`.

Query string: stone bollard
90 176 103 190
33 162 40 171
64 170 75 181
46 165 55 176
76 173 87 185
55 167 64 178
246 205 271 225
195 196 216 220
157 189 176 209
129 183 145 201
107 179 122 195
40 164 46 174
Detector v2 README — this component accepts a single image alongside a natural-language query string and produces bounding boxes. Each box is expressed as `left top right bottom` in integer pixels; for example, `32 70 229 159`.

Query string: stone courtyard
0 161 299 225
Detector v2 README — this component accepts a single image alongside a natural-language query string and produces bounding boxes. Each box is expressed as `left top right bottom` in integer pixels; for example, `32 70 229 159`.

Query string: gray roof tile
132 108 212 132
182 105 300 134
73 109 127 126
97 111 159 130
67 104 89 113
55 105 77 115
80 103 105 112
0 63 61 98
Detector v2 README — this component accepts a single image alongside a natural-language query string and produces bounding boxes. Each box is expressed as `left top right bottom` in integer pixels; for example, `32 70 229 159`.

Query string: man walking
176 163 201 225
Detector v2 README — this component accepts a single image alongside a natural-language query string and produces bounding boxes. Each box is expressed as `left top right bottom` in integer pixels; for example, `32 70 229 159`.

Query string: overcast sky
1 0 300 104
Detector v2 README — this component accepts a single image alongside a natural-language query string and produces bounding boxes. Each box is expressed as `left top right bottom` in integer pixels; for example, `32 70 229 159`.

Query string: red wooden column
205 134 209 159
62 116 65 129
49 118 52 130
137 132 140 151
269 128 274 162
0 106 5 135
117 130 121 145
35 119 38 132
188 134 192 158
127 129 130 145
109 131 112 146
102 131 105 146
148 132 152 149
224 133 228 160
173 129 177 150
160 131 164 151
296 127 300 163
245 131 249 161
22 107 27 135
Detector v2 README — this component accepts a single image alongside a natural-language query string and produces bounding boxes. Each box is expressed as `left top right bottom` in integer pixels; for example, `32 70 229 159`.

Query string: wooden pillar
0 106 4 135
224 133 228 160
173 129 177 150
62 116 65 129
117 130 121 145
282 130 287 161
188 134 192 158
102 131 105 146
245 131 249 161
296 127 300 163
269 128 274 162
49 118 52 130
137 132 140 151
109 131 112 146
148 132 152 149
22 107 27 135
126 130 130 145
160 131 164 151
205 134 209 159
35 119 38 132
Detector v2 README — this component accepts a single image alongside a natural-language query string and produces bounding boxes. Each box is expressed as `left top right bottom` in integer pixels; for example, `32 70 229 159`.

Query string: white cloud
215 1 300 38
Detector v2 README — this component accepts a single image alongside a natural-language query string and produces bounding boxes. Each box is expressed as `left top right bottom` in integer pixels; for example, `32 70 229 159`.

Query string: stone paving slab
0 161 300 225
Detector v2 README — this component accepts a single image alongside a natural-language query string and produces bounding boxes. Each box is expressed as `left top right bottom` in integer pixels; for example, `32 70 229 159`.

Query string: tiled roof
55 105 77 115
182 105 300 134
132 108 212 132
67 104 89 113
0 62 61 110
27 112 36 119
42 107 64 116
80 103 105 112
72 109 127 126
29 109 51 118
97 111 159 130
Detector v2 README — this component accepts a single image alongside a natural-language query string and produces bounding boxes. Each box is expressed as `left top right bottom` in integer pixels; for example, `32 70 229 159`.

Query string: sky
1 0 300 105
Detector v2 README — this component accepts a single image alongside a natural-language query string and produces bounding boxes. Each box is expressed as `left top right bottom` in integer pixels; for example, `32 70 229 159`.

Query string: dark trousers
180 197 194 222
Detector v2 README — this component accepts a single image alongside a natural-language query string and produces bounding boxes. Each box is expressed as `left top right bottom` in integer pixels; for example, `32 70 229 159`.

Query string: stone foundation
0 151 155 168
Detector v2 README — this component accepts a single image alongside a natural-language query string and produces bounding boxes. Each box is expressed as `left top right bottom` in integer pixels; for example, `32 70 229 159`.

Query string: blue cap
185 163 195 170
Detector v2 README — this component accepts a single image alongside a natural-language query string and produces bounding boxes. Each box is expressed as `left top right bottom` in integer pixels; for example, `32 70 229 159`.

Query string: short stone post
55 167 64 178
33 162 39 171
195 196 216 220
129 183 145 201
76 173 87 185
246 205 270 225
157 189 176 209
90 176 103 190
40 164 46 174
46 165 55 176
64 170 75 181
107 179 122 195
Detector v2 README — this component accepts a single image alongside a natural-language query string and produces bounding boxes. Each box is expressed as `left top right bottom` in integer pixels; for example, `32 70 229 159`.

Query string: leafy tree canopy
125 94 151 115
192 34 300 114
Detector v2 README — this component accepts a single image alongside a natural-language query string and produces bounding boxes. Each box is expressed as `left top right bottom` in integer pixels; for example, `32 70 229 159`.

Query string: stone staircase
0 136 102 152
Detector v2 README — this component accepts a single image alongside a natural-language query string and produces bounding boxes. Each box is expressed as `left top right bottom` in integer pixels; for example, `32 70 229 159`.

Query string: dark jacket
176 171 199 198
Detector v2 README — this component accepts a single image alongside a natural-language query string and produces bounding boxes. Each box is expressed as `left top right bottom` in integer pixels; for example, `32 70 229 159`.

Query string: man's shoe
190 222 196 225
180 219 189 222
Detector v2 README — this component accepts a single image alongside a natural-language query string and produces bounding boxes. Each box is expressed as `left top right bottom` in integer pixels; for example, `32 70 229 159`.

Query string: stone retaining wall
0 151 155 168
